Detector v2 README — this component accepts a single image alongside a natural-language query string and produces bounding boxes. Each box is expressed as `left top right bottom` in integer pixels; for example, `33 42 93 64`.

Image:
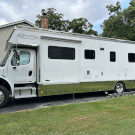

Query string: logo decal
18 33 37 39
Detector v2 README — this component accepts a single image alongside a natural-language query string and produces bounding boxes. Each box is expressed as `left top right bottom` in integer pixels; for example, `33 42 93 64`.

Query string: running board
14 87 37 99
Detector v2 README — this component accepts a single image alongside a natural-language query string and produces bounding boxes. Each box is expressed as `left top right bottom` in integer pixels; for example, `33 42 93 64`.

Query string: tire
114 82 125 93
0 85 9 108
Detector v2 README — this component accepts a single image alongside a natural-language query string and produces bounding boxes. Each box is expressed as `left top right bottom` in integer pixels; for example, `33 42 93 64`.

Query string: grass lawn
0 96 135 135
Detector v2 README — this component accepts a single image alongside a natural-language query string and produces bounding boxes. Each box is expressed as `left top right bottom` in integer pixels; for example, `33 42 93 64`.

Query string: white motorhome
0 25 135 107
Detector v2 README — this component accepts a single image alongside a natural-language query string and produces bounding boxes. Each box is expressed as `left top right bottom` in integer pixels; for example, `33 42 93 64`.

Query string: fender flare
0 75 14 97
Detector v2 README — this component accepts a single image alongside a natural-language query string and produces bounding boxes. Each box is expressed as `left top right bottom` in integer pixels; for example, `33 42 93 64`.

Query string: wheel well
114 81 126 90
0 78 11 94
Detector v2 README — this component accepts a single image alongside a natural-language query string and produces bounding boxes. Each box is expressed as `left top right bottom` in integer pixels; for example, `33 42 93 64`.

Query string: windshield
0 50 11 67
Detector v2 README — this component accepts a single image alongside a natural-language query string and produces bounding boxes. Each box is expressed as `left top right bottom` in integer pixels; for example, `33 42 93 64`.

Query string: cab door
8 49 36 84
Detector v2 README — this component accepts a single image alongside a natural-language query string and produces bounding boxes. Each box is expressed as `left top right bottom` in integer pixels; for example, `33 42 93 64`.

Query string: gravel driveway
0 91 112 114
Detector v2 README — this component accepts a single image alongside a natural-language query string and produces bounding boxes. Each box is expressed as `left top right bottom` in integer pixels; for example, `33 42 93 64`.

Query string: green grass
1 96 135 135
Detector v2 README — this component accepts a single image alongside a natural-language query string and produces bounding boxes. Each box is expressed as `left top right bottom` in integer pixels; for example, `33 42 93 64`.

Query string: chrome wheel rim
0 91 4 104
116 83 123 93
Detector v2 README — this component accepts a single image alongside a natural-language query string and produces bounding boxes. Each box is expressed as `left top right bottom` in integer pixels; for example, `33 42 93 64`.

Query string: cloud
0 1 25 22
12 0 18 3
22 5 28 9
0 19 7 25
0 0 130 33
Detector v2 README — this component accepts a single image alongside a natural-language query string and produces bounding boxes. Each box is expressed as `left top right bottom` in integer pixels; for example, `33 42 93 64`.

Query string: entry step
14 87 36 91
14 87 37 99
15 95 37 99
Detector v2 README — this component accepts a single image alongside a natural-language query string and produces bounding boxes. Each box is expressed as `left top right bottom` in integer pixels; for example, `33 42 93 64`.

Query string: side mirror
15 51 20 66
16 60 19 64
12 51 20 69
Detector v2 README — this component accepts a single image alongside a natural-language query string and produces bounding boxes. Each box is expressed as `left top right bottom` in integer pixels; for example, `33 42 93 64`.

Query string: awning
41 36 82 43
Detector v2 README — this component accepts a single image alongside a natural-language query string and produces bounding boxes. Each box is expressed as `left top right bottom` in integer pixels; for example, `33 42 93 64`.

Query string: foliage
35 8 65 31
106 1 121 15
70 18 98 35
101 1 135 41
35 8 98 35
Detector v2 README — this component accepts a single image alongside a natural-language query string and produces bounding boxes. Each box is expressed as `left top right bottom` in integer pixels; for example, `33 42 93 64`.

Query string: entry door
8 49 36 84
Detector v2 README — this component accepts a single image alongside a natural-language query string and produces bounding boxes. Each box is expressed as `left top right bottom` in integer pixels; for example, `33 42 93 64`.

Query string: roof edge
0 19 39 29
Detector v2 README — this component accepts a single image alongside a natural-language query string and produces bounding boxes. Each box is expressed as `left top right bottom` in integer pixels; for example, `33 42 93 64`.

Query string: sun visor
6 42 39 50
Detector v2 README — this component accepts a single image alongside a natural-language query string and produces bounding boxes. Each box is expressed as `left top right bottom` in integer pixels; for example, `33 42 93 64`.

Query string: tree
35 8 66 31
35 8 98 35
101 1 135 41
106 1 121 15
70 18 98 35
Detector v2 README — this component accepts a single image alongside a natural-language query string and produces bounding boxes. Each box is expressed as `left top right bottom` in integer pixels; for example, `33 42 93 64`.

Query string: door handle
12 66 16 69
29 71 32 76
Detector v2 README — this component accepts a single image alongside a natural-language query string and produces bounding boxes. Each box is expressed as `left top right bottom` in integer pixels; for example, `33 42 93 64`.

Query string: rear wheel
114 82 125 93
0 85 9 108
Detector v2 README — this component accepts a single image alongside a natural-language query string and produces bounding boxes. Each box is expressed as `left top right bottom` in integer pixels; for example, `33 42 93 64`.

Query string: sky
0 0 131 34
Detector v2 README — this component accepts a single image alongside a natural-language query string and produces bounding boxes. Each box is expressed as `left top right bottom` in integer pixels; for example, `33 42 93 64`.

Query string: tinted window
48 46 62 59
128 53 135 62
110 52 116 62
85 50 95 59
48 46 75 60
63 47 75 59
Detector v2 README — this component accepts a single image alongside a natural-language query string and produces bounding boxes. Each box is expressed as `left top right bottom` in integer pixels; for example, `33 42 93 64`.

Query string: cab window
11 51 30 66
0 50 11 67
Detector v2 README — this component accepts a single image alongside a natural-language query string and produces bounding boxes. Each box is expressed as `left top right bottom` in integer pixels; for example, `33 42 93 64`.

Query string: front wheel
114 82 125 93
0 85 9 108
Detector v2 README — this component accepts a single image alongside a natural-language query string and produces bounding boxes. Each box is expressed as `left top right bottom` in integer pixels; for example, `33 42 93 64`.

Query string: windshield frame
0 50 11 67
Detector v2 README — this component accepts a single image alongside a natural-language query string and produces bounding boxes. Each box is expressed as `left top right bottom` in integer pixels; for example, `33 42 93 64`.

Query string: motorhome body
0 25 135 107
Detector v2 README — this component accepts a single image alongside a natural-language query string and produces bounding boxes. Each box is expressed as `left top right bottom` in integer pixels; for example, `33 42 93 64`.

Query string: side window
48 46 62 59
0 50 11 67
128 53 135 62
11 51 30 66
19 52 30 65
63 47 75 60
110 52 116 62
85 50 95 59
48 46 75 60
